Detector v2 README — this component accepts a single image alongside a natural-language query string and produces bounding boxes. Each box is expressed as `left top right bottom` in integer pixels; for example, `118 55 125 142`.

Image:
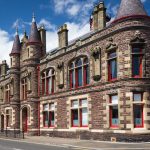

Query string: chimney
58 24 68 48
92 2 106 31
39 25 46 56
1 60 8 76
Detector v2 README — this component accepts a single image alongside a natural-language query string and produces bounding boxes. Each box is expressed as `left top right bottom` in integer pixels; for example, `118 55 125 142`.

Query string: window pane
72 100 78 108
111 106 118 126
81 108 88 126
108 51 116 59
78 67 82 87
81 99 88 107
43 104 49 111
110 59 117 79
111 95 118 104
134 105 143 127
133 93 142 102
133 56 141 76
133 48 141 53
85 65 89 85
50 103 55 111
43 112 49 127
50 112 55 126
72 109 78 126
76 58 82 67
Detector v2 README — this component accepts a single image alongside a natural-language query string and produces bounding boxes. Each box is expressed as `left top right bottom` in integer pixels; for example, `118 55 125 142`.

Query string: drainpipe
37 65 40 136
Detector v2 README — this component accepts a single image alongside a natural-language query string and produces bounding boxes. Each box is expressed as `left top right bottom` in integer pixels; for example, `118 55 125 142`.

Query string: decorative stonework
106 38 118 52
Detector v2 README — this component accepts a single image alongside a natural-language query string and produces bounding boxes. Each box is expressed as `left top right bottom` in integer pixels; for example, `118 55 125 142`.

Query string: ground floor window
71 98 88 127
109 95 119 128
134 105 143 128
6 109 12 127
133 92 144 128
43 103 55 127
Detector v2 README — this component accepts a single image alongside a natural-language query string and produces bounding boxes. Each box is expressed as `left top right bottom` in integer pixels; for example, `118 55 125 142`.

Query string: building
0 0 150 141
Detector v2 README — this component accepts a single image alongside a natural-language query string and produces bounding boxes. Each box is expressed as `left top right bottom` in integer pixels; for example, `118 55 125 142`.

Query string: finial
16 26 18 35
32 12 36 22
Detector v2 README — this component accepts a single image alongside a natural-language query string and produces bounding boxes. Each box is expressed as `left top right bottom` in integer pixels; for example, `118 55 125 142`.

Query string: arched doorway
1 115 4 131
22 107 28 132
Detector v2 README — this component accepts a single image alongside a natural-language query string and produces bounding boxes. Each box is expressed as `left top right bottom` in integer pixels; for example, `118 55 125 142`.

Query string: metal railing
0 127 25 139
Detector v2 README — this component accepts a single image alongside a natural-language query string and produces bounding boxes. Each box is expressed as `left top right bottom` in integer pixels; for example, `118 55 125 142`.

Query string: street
0 138 150 150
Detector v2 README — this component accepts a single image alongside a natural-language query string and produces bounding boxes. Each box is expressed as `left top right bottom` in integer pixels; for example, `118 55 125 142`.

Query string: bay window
71 98 88 127
133 92 144 128
43 103 55 127
69 57 89 89
109 95 119 128
132 47 143 78
108 51 117 81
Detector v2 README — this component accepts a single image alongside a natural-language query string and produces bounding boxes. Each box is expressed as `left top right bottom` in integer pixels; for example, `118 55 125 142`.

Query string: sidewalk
19 136 150 149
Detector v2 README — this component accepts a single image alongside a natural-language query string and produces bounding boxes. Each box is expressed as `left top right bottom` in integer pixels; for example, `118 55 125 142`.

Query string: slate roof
10 33 21 55
116 0 147 20
28 16 41 43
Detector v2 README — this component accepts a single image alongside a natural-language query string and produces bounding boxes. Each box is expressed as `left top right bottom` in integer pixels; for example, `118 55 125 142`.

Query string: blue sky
0 0 149 65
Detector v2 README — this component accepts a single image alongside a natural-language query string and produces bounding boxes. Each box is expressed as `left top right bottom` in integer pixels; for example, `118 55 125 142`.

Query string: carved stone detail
106 38 118 52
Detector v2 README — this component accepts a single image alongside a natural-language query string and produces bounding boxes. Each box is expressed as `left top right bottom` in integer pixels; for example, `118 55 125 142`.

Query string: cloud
38 19 56 30
141 0 147 3
0 29 13 66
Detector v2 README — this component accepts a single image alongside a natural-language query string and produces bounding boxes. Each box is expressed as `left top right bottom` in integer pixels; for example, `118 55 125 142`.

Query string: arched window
69 57 89 89
5 84 10 103
41 68 55 95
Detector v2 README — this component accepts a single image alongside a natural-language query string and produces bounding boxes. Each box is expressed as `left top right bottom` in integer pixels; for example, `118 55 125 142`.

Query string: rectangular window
108 51 117 81
71 99 88 127
132 47 143 78
134 105 143 128
109 95 119 128
43 103 55 128
133 92 144 128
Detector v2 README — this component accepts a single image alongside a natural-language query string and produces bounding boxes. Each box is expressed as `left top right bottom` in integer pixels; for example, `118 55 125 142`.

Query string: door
22 108 28 132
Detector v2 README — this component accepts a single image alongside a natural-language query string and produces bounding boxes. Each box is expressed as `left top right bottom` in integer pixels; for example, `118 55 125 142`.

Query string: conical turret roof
116 0 147 20
28 14 41 43
10 29 21 55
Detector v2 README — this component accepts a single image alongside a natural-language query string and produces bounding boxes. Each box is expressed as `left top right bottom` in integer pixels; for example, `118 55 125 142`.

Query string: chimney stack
92 1 106 31
58 24 68 48
39 25 46 56
1 60 8 76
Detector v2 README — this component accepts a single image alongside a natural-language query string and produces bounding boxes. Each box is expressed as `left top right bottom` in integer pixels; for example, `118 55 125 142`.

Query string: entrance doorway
22 107 28 132
1 115 4 131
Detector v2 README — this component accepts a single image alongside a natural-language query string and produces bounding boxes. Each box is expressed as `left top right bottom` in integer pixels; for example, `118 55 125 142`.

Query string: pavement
0 136 150 150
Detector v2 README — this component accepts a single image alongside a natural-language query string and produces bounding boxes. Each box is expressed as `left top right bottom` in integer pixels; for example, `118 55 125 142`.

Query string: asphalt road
0 138 150 150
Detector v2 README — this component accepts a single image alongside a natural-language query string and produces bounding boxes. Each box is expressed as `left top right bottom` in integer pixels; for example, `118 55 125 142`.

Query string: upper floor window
22 78 27 100
42 69 55 95
5 84 10 103
108 51 117 81
69 57 89 89
132 47 143 78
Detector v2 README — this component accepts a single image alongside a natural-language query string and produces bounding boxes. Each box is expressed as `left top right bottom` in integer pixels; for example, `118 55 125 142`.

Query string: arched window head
69 56 89 89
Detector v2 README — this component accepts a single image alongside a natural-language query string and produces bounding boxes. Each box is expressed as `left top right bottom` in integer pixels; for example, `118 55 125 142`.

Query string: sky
0 0 149 65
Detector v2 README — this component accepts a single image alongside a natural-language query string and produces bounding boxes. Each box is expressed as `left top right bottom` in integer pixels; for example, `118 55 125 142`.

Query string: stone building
0 0 150 141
